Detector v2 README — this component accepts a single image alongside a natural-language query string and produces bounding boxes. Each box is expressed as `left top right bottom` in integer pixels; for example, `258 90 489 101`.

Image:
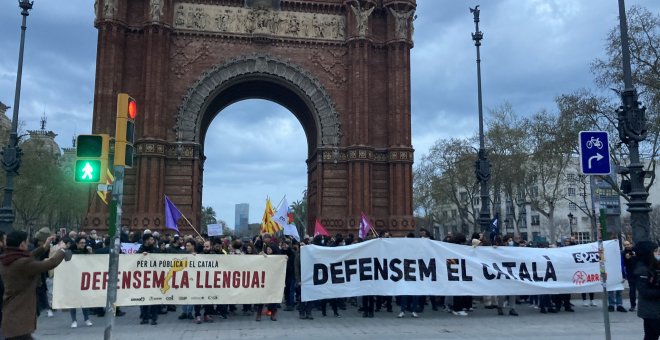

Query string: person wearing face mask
623 241 638 311
495 235 518 316
633 241 660 340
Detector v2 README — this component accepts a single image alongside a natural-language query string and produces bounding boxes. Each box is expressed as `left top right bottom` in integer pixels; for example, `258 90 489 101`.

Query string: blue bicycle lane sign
578 131 611 175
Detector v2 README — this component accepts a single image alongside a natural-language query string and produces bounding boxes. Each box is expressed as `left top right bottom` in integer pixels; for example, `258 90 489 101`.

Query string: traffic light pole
104 165 123 340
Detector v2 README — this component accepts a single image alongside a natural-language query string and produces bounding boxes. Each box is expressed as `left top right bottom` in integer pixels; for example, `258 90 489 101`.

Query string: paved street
32 298 641 340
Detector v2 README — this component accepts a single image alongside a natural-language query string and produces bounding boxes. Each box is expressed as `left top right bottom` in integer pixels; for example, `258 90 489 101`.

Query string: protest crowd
0 222 647 340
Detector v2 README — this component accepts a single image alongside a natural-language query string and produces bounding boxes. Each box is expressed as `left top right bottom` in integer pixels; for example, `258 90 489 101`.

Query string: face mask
655 255 660 261
508 241 514 246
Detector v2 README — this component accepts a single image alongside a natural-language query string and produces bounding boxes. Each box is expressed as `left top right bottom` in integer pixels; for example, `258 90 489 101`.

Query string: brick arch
175 54 341 147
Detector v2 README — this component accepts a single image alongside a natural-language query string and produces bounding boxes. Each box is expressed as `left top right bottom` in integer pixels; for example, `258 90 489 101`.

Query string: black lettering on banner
447 259 459 281
358 258 372 281
543 256 557 282
519 262 532 282
418 259 436 281
482 263 496 280
313 263 328 285
374 258 388 280
344 259 358 282
460 259 473 281
532 262 544 282
492 263 509 280
389 258 403 282
330 262 344 284
501 262 518 280
404 259 416 281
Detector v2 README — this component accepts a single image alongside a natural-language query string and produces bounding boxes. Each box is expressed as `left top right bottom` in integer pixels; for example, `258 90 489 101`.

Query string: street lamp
567 212 574 237
616 0 651 244
470 5 491 235
0 0 33 233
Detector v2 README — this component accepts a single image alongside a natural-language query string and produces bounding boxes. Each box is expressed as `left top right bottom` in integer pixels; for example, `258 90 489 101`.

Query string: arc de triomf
87 0 416 236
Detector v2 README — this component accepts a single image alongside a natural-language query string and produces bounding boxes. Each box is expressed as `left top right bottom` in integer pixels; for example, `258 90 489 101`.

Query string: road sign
579 131 611 175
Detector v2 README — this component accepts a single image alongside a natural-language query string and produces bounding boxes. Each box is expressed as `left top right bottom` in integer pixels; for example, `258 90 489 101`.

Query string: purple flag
164 195 182 232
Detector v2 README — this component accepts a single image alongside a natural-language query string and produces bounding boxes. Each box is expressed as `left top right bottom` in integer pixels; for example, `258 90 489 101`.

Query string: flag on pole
272 196 289 228
164 195 182 232
359 212 378 238
359 212 371 239
489 213 499 243
314 219 330 237
96 169 115 205
261 197 282 235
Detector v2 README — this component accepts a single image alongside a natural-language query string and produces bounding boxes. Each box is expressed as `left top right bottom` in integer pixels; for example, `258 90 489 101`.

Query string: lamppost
0 0 33 233
616 0 651 244
470 5 491 235
567 212 574 237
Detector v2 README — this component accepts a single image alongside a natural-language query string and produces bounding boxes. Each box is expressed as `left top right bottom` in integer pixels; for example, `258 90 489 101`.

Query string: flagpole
179 213 203 239
275 195 285 210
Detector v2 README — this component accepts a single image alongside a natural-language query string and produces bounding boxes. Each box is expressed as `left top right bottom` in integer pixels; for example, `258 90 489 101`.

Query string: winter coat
0 246 65 337
634 261 660 319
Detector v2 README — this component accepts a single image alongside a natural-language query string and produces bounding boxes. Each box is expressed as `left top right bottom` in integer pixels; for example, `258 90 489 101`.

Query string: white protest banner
300 239 624 301
120 243 141 254
53 254 286 309
207 224 222 236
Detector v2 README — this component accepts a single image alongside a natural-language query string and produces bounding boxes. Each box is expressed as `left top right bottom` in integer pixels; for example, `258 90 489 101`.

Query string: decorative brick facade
87 0 416 236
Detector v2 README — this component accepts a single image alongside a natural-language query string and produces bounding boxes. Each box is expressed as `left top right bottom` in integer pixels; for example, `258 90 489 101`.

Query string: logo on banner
572 271 587 285
572 251 600 264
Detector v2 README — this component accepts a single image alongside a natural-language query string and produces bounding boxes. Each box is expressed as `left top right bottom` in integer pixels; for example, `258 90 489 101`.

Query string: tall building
234 203 249 236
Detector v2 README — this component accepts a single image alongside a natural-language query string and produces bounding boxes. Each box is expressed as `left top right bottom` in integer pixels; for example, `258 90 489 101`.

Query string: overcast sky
1 0 658 227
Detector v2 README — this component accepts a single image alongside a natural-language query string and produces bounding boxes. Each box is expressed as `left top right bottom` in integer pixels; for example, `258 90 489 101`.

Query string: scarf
0 247 31 266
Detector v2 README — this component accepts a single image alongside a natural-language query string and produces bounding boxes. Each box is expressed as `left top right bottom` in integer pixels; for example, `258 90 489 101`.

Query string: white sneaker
411 312 419 318
590 301 598 307
397 311 405 318
85 320 93 327
583 301 589 307
458 311 468 316
47 310 54 317
71 321 77 328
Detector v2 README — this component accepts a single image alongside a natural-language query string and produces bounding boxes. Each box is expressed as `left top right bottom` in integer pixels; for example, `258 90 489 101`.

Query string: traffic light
75 134 110 183
115 93 136 167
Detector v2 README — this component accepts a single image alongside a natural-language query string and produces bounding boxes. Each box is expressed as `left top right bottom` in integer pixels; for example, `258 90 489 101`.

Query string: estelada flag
314 219 330 237
261 197 281 235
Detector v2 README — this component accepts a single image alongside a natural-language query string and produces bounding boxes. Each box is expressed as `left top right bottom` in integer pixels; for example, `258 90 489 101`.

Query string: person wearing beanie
137 234 159 325
633 241 660 339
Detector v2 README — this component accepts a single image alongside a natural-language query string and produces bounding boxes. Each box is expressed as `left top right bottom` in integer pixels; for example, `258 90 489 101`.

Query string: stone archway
87 0 417 236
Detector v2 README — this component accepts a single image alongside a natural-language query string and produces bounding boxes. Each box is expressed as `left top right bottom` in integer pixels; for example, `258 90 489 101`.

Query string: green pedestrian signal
75 160 102 182
75 134 110 183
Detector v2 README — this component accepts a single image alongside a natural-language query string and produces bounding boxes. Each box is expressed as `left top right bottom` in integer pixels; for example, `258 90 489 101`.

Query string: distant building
234 203 249 235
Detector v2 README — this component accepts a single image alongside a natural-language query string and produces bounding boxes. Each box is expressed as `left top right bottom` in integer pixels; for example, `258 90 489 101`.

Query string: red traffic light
128 99 137 120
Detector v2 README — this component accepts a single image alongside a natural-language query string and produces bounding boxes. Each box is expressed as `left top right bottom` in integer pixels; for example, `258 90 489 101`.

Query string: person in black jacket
138 233 159 325
281 239 296 311
633 241 660 340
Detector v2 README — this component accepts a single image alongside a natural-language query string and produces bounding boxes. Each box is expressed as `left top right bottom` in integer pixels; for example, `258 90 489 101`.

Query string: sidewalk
29 298 642 340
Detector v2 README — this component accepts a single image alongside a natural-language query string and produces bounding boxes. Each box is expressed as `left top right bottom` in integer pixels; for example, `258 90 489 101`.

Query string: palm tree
201 206 217 234
290 189 307 238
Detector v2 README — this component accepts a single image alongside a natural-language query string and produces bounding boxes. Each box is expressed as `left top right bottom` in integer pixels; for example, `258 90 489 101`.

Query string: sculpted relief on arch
173 2 345 41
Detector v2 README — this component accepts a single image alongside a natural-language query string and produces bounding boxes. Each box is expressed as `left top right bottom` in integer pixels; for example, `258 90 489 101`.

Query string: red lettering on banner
122 271 131 289
195 272 203 288
103 272 109 290
223 272 231 288
205 271 212 288
214 271 221 288
144 271 151 288
261 271 265 288
242 271 250 288
251 271 260 288
181 271 189 288
232 271 240 288
172 271 179 289
81 272 91 290
153 271 165 288
92 272 102 290
133 271 142 289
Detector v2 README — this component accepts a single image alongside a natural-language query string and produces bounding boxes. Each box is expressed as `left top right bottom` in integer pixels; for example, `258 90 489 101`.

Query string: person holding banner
69 237 94 328
0 231 68 340
254 244 280 321
138 233 160 325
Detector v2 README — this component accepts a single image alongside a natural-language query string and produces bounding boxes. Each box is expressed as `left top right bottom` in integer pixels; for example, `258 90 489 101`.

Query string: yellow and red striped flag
260 197 281 235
